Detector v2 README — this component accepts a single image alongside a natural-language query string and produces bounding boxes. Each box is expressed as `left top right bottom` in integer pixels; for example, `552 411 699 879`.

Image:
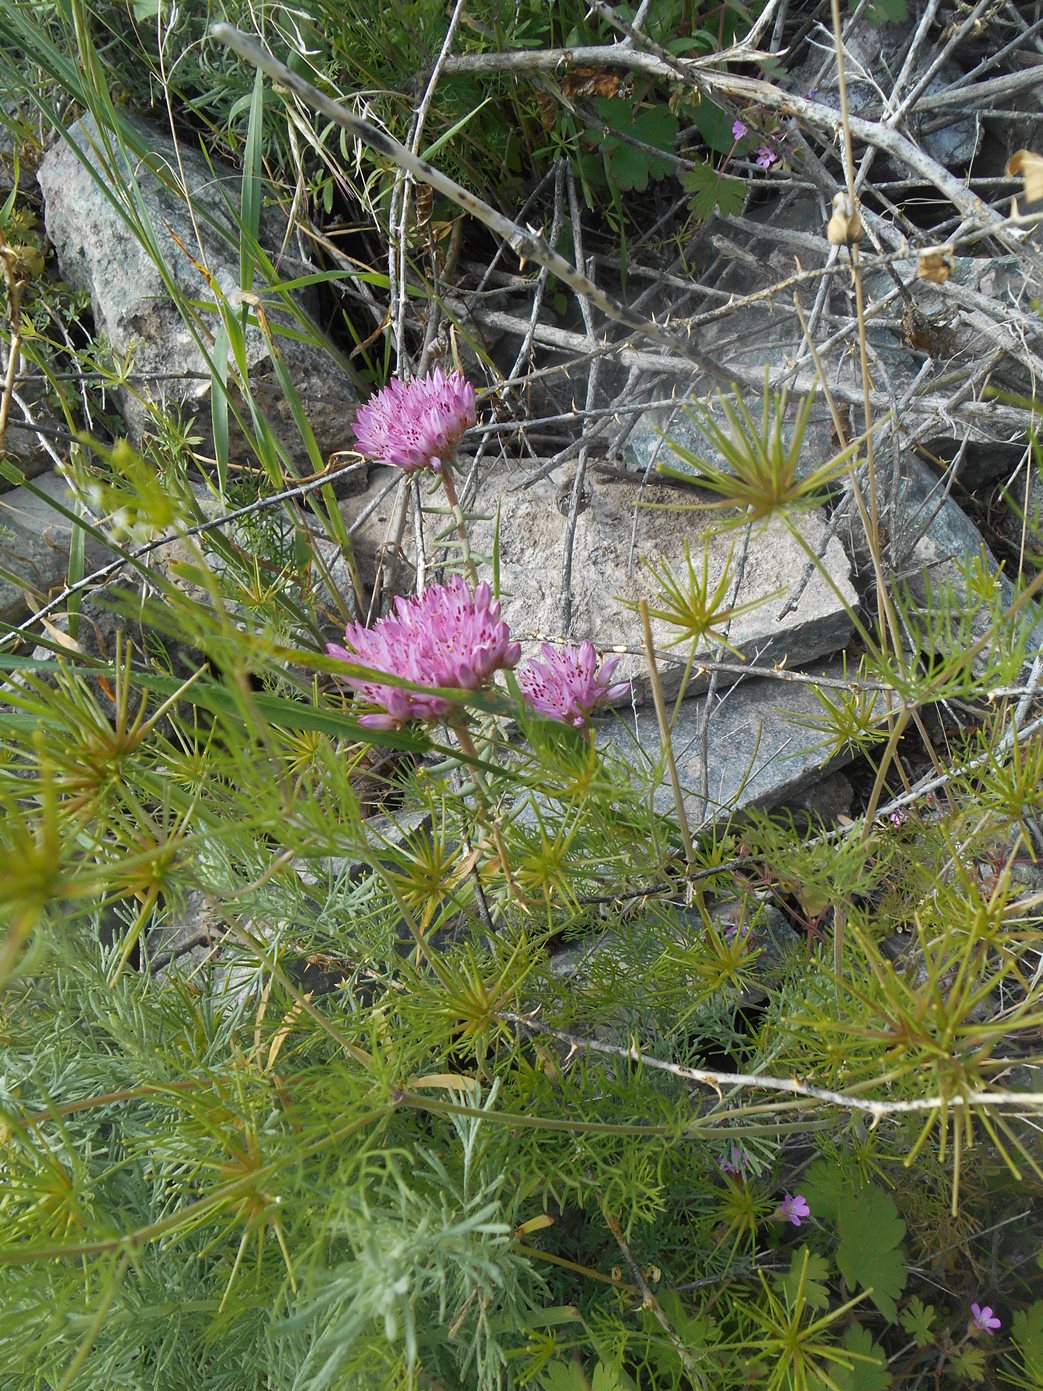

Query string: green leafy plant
2 1 1043 1388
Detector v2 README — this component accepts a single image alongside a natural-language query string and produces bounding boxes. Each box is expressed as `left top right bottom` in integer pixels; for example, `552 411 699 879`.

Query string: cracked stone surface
598 660 853 828
38 111 363 488
345 464 857 704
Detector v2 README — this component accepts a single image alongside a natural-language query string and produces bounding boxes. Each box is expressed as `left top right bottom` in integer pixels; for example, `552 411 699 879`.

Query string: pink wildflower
755 146 777 169
327 575 520 730
518 642 630 728
352 366 476 472
970 1303 1001 1335
718 1144 749 1176
776 1193 810 1227
724 918 753 948
731 119 747 140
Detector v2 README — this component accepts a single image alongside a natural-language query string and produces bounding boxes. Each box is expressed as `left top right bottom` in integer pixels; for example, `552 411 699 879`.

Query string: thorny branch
6 8 1043 861
500 1013 1043 1121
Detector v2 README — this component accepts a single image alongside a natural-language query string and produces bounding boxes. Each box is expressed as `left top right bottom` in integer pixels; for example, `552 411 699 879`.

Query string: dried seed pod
826 191 864 247
1007 149 1043 204
535 88 557 129
413 180 433 228
561 66 625 100
917 248 953 284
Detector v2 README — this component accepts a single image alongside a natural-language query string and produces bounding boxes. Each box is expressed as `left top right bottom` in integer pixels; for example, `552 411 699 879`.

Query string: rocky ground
2 2 1043 842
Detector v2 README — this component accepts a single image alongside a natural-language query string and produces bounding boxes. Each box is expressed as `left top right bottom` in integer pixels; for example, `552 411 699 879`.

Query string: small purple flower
718 1144 749 1176
352 366 476 472
518 642 630 729
731 119 747 140
889 808 908 828
327 575 520 729
724 919 753 949
970 1303 1001 1335
776 1193 810 1227
755 146 777 170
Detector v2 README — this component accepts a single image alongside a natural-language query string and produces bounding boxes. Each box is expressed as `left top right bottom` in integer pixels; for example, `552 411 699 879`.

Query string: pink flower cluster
352 366 476 472
327 579 629 732
328 576 520 730
335 373 632 730
519 642 629 729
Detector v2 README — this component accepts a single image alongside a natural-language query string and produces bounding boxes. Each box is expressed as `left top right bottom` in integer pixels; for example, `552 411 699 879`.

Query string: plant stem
0 232 24 451
639 599 696 871
438 466 479 586
449 717 518 900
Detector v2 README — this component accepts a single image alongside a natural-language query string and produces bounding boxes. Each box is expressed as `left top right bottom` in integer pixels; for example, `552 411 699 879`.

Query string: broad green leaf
656 1288 715 1348
830 1323 891 1391
952 1345 988 1383
860 0 908 19
715 174 747 217
591 1362 628 1391
682 162 746 219
667 34 716 55
776 1246 831 1313
799 1158 848 1224
596 99 678 192
1010 1301 1043 1384
692 99 735 154
539 1362 586 1391
899 1295 936 1348
836 1185 907 1323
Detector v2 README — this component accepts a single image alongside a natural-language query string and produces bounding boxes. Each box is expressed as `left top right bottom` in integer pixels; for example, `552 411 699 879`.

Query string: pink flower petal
327 575 519 728
353 367 477 472
519 642 630 728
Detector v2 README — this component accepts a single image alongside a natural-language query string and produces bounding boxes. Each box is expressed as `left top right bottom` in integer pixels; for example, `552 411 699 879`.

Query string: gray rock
148 891 222 980
788 768 854 828
986 457 1043 568
895 450 1040 614
622 368 840 488
881 453 1043 667
37 112 364 488
0 510 71 622
293 808 434 889
791 18 980 170
343 464 857 704
2 420 65 489
860 255 1040 484
629 256 1034 499
598 659 852 829
0 467 113 574
463 467 857 703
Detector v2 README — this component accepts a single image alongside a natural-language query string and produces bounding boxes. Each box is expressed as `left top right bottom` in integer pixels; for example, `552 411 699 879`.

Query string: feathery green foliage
2 0 1043 1387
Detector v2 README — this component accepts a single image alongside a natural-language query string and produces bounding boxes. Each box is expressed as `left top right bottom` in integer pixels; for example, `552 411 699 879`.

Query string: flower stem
449 717 518 900
438 466 479 586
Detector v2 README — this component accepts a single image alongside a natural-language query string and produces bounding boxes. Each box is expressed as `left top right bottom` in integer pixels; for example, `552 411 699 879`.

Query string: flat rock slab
0 516 65 622
1 467 113 567
464 468 857 702
38 112 362 486
0 474 88 621
885 454 1043 663
598 660 851 829
622 378 840 487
